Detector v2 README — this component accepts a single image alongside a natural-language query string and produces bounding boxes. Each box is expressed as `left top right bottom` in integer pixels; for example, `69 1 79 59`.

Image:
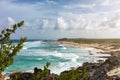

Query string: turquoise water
4 40 110 74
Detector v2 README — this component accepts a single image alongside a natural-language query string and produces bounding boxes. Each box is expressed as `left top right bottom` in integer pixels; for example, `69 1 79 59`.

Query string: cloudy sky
0 0 120 39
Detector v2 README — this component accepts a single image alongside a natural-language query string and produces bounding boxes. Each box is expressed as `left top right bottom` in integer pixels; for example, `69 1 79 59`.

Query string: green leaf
17 21 24 27
1 30 5 34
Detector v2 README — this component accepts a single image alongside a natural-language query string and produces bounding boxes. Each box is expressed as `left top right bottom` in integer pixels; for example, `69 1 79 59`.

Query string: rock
41 74 58 80
34 67 42 75
0 75 5 80
60 70 71 75
78 62 101 77
107 75 120 80
9 72 34 80
9 67 56 80
97 60 104 63
90 54 120 80
88 51 93 55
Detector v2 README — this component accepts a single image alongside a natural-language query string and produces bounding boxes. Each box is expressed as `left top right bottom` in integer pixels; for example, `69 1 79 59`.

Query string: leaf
17 21 24 27
46 62 51 68
1 30 5 34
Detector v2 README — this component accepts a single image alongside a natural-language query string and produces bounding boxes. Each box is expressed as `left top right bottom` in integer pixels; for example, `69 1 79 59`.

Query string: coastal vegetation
9 62 89 80
58 38 120 51
58 67 89 80
0 21 26 78
58 38 120 46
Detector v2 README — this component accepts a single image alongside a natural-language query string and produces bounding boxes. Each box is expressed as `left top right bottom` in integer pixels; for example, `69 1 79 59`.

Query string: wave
62 46 67 50
51 61 82 74
8 41 111 75
58 44 67 50
58 44 64 47
19 49 79 62
23 41 42 50
19 46 110 64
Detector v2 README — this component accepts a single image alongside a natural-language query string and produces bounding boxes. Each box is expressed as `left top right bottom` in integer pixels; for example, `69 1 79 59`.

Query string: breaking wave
5 40 110 75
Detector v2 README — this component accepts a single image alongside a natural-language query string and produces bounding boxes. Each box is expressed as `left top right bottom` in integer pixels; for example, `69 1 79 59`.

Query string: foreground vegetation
0 21 26 78
10 62 89 80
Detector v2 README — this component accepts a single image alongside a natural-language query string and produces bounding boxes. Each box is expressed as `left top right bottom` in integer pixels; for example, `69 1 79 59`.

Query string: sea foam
5 40 110 75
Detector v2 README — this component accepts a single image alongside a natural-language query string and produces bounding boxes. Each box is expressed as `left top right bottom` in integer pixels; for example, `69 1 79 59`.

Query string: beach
58 40 120 54
58 41 104 52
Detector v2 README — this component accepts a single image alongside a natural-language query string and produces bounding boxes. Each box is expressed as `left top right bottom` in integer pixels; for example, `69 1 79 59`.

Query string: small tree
0 21 26 76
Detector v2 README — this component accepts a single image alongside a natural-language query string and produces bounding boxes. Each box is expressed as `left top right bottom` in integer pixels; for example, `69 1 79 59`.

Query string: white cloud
79 4 96 9
64 4 96 9
24 10 120 33
42 19 55 29
56 17 68 30
101 0 120 6
101 0 110 6
54 10 120 32
8 17 15 26
45 0 57 4
42 19 49 29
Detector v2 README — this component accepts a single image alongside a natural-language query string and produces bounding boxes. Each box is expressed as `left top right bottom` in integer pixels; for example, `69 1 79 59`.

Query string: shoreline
57 41 112 63
57 40 120 77
58 41 120 54
58 41 105 53
3 41 112 80
2 40 120 79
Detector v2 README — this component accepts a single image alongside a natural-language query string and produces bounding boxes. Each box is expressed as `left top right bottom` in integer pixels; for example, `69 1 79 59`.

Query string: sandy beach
58 41 120 53
107 67 120 76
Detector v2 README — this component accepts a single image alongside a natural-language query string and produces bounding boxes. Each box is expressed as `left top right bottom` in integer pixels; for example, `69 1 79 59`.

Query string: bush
0 21 26 76
31 62 51 80
58 67 89 80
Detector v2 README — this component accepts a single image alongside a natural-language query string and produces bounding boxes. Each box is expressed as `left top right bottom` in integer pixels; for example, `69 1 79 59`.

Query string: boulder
0 75 5 80
90 54 120 80
9 72 34 80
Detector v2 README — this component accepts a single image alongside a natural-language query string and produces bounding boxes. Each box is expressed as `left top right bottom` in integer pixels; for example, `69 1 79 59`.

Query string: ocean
4 40 110 75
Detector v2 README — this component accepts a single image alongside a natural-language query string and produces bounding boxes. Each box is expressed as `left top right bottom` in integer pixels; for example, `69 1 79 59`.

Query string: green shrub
13 72 22 80
58 67 89 80
0 21 26 76
31 62 51 80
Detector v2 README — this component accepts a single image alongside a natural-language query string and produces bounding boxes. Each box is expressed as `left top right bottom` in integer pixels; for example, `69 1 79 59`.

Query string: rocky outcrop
89 54 120 80
0 75 5 80
73 53 120 80
9 67 58 80
9 72 34 80
8 53 120 80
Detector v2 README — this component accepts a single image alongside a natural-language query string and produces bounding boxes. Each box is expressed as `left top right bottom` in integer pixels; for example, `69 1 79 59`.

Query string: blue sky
0 0 120 39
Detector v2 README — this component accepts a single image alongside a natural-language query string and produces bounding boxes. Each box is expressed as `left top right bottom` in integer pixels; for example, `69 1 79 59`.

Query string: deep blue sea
4 40 110 75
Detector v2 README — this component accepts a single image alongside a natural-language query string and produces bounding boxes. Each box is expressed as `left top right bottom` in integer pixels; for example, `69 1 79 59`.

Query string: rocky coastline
2 56 120 80
2 39 120 80
4 52 120 80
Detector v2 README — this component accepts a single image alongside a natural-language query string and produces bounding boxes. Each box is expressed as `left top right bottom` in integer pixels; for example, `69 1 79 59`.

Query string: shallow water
4 40 110 74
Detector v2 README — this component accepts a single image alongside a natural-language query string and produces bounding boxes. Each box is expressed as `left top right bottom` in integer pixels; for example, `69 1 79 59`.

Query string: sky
0 0 120 39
